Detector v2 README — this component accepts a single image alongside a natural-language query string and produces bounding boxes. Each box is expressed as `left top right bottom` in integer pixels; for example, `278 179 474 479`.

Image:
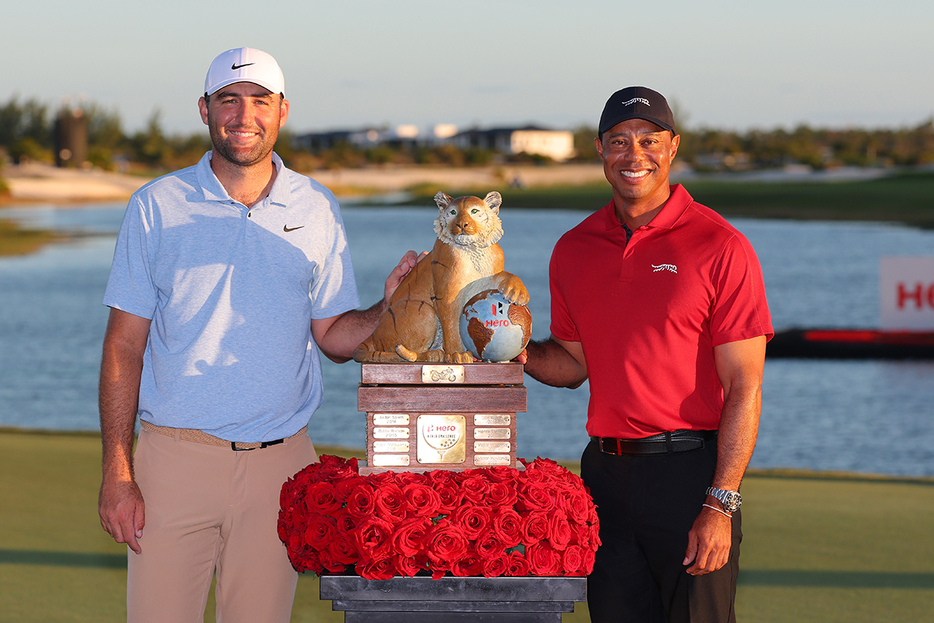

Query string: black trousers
580 438 741 623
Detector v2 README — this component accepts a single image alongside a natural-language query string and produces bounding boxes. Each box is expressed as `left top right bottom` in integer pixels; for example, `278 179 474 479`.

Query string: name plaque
474 414 511 426
373 414 410 426
473 428 511 440
373 441 410 453
474 441 511 453
360 363 526 474
372 454 410 467
372 427 410 439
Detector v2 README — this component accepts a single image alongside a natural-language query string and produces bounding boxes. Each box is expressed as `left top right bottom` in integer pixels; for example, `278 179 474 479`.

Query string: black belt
591 430 717 456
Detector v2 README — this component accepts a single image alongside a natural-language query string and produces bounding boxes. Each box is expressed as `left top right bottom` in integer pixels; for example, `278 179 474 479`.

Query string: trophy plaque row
358 363 527 474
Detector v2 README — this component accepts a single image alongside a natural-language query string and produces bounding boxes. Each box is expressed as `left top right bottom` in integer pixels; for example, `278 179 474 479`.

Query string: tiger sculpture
353 191 529 363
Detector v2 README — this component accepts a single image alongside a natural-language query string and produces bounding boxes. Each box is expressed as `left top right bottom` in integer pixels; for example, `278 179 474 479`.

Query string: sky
4 0 933 138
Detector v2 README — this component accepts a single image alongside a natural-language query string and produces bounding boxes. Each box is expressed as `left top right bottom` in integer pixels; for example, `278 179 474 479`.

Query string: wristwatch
706 487 742 513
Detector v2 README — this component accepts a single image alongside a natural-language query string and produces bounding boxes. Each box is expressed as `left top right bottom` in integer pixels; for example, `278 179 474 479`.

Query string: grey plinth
319 575 587 623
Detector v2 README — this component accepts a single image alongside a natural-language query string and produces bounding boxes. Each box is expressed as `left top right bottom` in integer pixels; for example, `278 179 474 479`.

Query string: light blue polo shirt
103 151 360 442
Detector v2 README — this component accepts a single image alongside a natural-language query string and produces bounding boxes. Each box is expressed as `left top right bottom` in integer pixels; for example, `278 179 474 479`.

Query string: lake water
1 202 932 477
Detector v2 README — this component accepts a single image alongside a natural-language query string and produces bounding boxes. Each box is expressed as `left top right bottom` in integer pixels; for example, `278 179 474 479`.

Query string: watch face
723 491 742 512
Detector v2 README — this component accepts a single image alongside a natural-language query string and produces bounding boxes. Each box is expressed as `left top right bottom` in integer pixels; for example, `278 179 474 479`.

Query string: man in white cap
97 47 419 622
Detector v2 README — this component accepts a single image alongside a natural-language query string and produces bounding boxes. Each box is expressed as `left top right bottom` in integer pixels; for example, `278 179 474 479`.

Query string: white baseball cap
204 47 285 96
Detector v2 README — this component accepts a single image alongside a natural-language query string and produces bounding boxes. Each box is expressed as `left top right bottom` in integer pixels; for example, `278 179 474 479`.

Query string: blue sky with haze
5 0 932 137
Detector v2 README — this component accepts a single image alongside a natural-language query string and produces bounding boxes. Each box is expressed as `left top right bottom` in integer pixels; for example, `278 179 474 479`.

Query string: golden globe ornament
459 289 532 362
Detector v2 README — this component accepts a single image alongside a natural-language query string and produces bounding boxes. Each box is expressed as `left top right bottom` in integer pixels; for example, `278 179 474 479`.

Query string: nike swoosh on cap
283 225 305 232
231 62 255 70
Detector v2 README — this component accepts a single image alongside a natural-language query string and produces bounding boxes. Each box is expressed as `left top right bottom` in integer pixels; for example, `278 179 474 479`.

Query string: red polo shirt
549 184 773 438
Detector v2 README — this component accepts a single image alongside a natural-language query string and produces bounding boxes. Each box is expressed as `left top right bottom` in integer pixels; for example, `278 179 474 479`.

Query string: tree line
2 95 934 175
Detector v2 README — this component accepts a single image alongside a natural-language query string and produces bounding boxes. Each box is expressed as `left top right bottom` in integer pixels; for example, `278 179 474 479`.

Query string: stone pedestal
320 575 587 623
358 363 526 474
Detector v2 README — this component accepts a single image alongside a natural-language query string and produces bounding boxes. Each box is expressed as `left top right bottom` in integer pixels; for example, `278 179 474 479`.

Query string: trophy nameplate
416 415 467 463
360 363 526 474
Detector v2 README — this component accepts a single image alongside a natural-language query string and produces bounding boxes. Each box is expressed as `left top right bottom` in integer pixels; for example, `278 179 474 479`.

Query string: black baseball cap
598 86 675 136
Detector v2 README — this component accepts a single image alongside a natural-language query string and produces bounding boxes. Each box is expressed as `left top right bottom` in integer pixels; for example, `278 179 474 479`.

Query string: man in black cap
520 86 772 622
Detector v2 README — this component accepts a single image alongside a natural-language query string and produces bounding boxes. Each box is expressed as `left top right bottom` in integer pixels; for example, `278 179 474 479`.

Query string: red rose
333 475 368 503
303 514 337 550
519 462 548 485
581 546 596 574
334 508 358 536
558 488 593 524
355 516 394 563
526 542 561 576
280 477 301 511
526 457 563 477
374 483 407 522
393 554 423 578
303 481 343 515
433 480 464 514
481 553 509 578
516 482 556 513
505 550 530 577
588 522 602 549
547 510 573 551
344 481 377 518
316 454 358 482
369 471 398 487
328 532 360 567
391 517 432 558
424 469 459 487
450 504 493 540
452 553 485 577
426 520 469 574
483 465 520 484
357 556 396 580
287 531 305 562
492 508 523 548
562 544 585 576
290 547 321 574
390 471 428 487
317 545 348 574
475 530 506 560
402 483 442 518
425 470 464 513
486 481 518 509
521 511 549 545
459 473 491 504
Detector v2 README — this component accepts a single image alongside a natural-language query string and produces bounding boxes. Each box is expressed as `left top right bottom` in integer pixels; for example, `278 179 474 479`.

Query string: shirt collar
195 151 287 207
601 184 694 232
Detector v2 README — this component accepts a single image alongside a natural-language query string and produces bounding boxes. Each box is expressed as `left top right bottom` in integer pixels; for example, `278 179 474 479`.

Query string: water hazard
1 203 932 477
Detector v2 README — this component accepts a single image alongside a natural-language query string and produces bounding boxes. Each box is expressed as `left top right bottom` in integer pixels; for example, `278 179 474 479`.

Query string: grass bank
1 429 932 622
0 219 62 256
406 170 934 229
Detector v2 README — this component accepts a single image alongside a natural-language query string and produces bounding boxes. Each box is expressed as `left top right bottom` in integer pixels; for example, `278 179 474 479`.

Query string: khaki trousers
128 427 317 623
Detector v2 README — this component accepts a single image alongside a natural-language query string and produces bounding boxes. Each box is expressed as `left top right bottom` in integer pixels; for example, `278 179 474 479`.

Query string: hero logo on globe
459 289 533 362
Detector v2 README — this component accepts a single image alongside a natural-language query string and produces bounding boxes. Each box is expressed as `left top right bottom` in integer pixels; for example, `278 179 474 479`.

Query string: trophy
353 191 532 474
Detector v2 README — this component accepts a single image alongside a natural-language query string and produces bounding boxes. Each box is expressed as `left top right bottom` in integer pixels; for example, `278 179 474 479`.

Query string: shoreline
1 162 608 206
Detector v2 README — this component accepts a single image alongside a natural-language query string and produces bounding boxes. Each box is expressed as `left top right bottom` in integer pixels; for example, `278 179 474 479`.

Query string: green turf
1 430 932 622
405 170 934 229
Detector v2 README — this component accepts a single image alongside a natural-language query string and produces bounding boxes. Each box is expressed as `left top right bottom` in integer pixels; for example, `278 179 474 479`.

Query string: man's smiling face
199 82 289 169
595 118 680 214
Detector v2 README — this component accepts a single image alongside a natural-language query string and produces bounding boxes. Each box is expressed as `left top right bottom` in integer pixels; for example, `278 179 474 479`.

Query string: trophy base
358 363 526 475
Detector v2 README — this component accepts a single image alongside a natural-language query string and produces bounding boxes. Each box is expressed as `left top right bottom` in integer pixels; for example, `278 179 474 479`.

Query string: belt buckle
597 437 622 455
230 438 284 451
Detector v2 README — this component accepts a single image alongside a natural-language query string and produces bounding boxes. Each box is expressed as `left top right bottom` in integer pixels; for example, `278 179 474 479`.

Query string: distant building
293 123 575 161
452 126 575 162
294 124 461 152
293 127 384 152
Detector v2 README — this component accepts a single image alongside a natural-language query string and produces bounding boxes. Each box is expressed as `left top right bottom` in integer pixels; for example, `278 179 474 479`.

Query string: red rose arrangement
278 455 600 580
